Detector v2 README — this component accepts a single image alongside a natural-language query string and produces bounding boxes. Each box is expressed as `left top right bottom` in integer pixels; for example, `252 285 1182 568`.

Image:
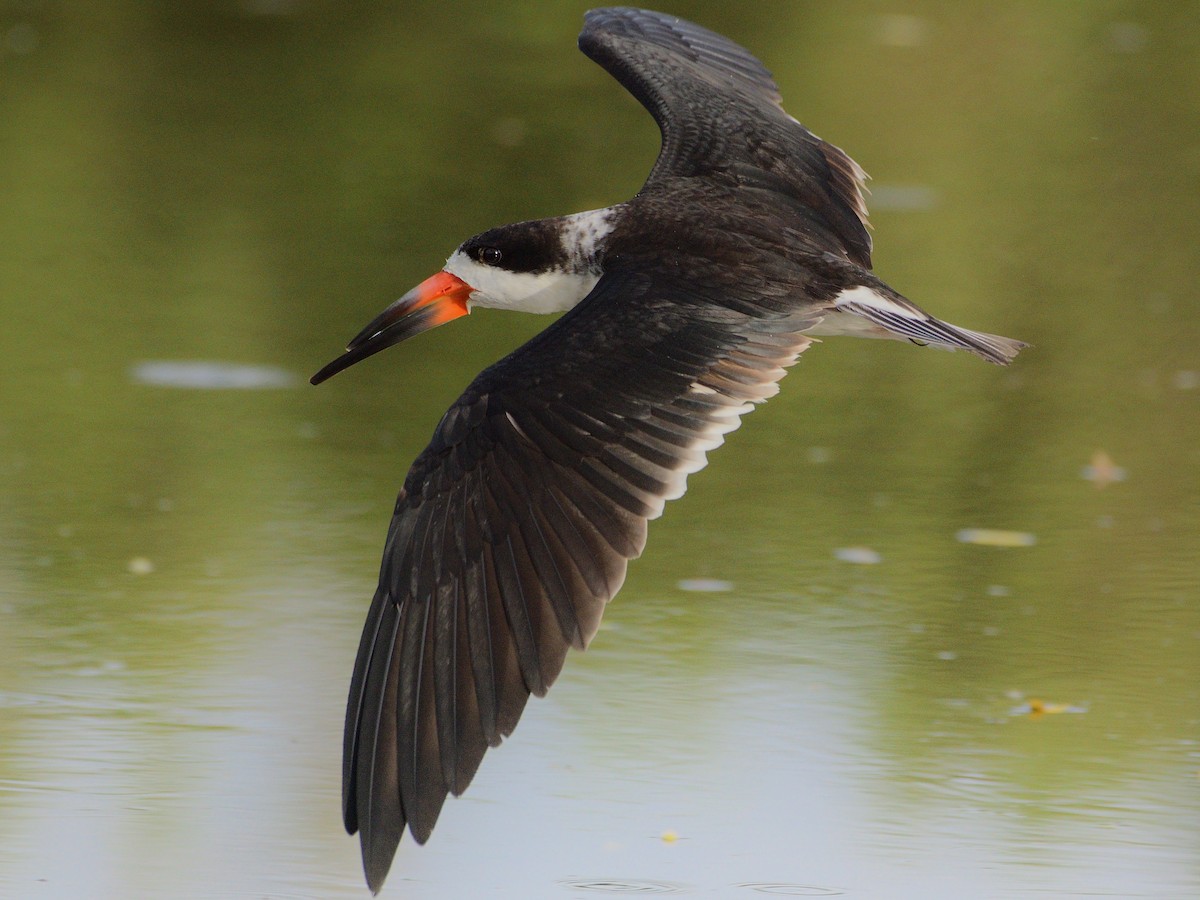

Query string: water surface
1 3 1197 898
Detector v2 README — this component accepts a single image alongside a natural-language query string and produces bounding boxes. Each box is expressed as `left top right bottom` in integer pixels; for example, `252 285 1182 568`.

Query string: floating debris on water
956 528 1037 548
660 829 679 843
676 578 733 593
833 546 882 565
1081 450 1126 488
1011 697 1088 717
131 360 298 389
127 557 155 575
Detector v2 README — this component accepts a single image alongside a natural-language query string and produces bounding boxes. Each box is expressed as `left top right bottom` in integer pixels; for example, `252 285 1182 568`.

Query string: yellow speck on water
1027 698 1071 717
1081 449 1127 488
1012 696 1085 717
660 829 679 844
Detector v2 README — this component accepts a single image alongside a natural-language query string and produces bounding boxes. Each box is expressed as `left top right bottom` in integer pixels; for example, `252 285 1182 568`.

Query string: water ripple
738 884 844 896
560 878 688 894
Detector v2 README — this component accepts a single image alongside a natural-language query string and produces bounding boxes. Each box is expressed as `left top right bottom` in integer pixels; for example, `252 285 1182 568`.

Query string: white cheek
444 250 599 314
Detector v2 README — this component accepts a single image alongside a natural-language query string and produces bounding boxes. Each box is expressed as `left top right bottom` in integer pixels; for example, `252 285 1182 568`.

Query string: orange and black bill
311 272 472 385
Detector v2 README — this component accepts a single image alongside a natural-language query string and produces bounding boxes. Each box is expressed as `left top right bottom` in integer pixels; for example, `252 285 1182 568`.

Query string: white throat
444 207 616 314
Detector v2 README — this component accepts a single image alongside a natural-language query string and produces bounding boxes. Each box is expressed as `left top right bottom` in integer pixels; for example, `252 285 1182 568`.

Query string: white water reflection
131 361 299 390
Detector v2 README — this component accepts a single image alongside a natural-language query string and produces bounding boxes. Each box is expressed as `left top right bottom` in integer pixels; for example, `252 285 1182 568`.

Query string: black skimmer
312 7 1026 892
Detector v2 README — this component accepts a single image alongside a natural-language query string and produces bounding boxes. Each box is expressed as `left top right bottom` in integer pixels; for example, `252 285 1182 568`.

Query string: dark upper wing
343 267 820 891
579 7 872 267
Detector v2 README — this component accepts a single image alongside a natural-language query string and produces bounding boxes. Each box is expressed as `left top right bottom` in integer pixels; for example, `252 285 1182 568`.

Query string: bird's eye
480 247 503 265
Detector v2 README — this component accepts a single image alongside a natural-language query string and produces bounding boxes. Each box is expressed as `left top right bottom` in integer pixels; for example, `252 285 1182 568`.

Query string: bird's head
311 208 615 385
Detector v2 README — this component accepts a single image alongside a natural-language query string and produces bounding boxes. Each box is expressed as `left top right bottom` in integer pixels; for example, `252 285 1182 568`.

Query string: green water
2 3 1197 898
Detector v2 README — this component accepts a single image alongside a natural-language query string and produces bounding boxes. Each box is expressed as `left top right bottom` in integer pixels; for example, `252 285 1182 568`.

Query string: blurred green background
1 2 1197 897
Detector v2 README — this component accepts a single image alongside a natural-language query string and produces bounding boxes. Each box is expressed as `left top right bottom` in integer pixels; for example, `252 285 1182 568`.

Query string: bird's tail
890 317 1029 365
819 286 1028 365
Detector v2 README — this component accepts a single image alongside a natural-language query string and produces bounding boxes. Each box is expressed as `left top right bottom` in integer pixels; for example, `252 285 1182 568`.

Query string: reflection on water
1 3 1198 899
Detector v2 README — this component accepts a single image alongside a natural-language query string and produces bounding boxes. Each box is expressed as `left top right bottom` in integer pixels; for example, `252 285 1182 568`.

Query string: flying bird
312 7 1026 892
